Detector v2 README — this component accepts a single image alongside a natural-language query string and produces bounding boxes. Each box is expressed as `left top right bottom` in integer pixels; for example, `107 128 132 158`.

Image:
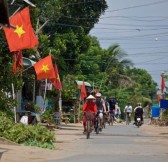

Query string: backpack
95 99 103 111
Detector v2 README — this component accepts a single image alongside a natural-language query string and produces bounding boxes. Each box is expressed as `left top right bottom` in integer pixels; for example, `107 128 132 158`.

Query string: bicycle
85 112 94 139
94 114 100 134
125 112 131 125
109 111 114 126
102 112 108 128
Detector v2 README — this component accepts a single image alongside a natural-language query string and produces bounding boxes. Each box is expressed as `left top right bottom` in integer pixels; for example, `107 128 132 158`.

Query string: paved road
44 123 168 162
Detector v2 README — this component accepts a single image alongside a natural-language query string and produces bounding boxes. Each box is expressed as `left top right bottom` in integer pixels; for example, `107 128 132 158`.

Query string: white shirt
125 105 132 113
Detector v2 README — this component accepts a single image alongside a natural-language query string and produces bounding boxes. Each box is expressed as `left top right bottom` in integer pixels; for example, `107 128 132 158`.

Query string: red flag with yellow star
34 55 56 80
49 64 62 90
80 81 87 101
3 7 39 52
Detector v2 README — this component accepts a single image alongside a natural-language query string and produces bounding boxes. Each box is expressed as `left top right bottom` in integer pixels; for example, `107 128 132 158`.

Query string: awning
23 57 36 67
75 80 91 87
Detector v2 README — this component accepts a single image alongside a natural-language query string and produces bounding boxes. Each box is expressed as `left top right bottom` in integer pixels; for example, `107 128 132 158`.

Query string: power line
123 46 168 50
128 51 168 56
105 0 168 13
94 22 168 28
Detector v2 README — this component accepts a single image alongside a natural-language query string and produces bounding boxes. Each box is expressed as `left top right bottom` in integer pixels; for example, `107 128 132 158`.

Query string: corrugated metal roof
75 80 91 87
23 57 36 66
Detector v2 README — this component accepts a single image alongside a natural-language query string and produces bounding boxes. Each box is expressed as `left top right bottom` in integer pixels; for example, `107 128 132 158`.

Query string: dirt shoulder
0 123 84 162
0 122 168 162
141 124 168 136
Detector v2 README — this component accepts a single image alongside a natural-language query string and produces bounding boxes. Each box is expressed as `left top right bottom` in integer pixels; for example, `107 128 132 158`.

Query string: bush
0 111 56 149
162 109 168 121
0 111 13 135
42 106 55 124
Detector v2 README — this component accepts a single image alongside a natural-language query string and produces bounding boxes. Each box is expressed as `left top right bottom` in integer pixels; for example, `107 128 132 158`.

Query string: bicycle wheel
110 114 113 126
102 118 106 128
126 115 128 125
126 114 130 125
86 120 90 139
95 117 100 134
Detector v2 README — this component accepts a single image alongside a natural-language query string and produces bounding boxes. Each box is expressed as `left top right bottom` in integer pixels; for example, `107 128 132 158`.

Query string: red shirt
82 102 97 112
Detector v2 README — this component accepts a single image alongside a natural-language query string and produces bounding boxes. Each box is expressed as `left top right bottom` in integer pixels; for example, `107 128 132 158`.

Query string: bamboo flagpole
41 79 47 114
12 83 17 123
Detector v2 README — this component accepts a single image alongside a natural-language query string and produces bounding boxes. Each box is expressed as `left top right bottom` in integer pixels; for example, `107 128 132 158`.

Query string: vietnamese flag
13 50 23 73
34 55 56 80
80 81 87 101
161 74 165 93
3 7 39 52
50 64 62 90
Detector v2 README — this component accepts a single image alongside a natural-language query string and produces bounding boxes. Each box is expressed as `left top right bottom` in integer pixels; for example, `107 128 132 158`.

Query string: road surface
44 122 168 162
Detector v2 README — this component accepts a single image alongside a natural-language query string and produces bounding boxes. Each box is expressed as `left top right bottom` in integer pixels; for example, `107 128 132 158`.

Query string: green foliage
69 113 75 123
3 124 55 149
0 112 13 136
42 106 56 124
62 74 78 100
0 112 55 149
162 109 168 121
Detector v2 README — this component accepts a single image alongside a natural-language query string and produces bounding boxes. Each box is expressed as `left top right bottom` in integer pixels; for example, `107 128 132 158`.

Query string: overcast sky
90 0 168 88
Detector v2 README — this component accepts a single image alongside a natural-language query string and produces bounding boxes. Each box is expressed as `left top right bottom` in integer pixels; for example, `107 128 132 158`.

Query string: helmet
96 93 101 97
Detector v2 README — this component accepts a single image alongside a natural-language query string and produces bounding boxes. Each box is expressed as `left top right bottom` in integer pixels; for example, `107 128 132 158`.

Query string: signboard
160 99 168 109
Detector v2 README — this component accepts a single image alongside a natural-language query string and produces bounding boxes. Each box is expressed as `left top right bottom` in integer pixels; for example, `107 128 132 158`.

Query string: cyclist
103 98 110 125
82 95 97 133
124 102 132 123
108 97 116 123
95 93 106 130
134 103 144 124
115 103 121 119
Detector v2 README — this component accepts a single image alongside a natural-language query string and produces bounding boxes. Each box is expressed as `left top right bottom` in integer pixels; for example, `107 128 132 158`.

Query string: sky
90 0 168 88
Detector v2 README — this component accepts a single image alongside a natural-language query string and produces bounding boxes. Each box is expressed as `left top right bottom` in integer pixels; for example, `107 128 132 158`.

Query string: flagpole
22 65 33 72
12 83 17 123
41 79 47 114
59 89 62 113
0 6 21 30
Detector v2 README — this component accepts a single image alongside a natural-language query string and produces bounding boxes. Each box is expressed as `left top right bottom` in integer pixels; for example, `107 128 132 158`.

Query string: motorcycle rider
95 93 106 131
134 103 144 124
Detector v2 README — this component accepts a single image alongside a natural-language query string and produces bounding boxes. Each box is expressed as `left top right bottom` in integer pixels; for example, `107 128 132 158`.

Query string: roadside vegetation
0 112 55 149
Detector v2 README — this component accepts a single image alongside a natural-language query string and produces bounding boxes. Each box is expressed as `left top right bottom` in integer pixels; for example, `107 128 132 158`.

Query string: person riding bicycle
108 97 116 120
134 103 144 124
82 95 97 133
95 93 106 130
104 98 110 123
124 102 132 122
115 103 121 119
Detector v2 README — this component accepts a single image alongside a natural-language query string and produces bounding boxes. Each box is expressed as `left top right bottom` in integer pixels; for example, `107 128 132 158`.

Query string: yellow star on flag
41 64 49 73
14 25 25 37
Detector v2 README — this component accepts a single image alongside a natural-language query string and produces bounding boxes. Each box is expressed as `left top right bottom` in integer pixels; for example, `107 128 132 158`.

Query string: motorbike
135 116 142 128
